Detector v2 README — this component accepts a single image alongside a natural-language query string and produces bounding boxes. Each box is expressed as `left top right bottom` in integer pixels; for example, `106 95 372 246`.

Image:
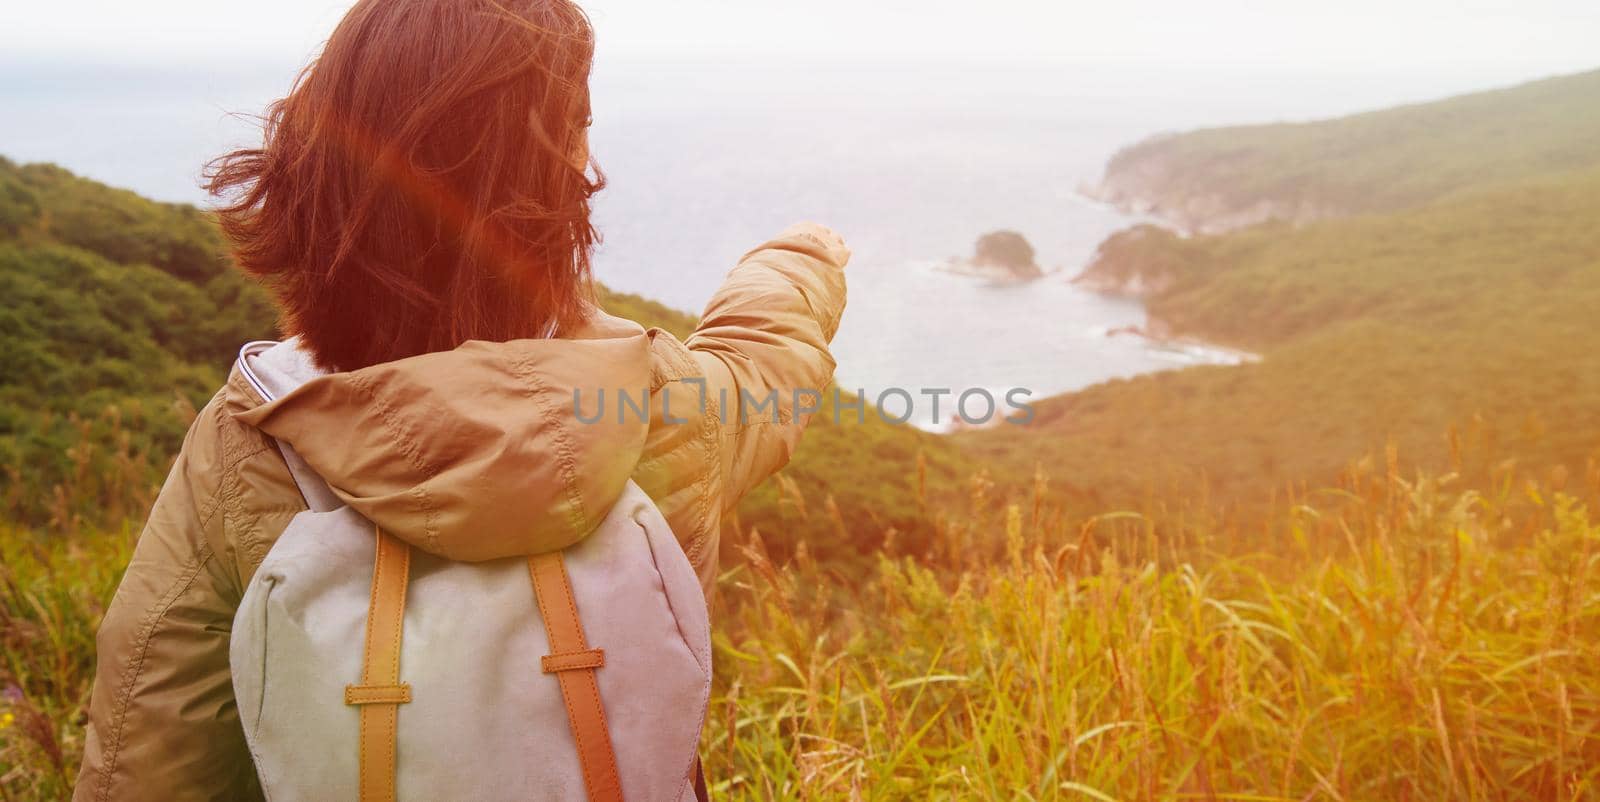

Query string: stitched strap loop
344 684 413 705
541 649 606 674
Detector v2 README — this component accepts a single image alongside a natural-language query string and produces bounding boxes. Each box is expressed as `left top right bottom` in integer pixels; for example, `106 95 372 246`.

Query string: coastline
1079 141 1336 237
1072 184 1262 365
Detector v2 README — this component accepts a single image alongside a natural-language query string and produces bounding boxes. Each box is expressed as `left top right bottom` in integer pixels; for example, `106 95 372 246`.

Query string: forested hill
972 70 1600 521
1088 68 1600 233
1 158 278 524
974 167 1600 512
0 157 965 552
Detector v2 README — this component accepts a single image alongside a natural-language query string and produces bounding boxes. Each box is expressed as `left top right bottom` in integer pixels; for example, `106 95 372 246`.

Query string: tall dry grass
0 523 133 800
1 446 1597 800
702 462 1600 799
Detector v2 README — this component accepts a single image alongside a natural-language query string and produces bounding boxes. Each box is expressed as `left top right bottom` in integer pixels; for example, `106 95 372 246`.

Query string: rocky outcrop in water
953 230 1043 281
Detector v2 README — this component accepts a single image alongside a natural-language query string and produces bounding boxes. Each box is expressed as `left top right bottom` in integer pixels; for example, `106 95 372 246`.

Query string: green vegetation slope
980 159 1600 521
0 158 278 526
1091 68 1600 232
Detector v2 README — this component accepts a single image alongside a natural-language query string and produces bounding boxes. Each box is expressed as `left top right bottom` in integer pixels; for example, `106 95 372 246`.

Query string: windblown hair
207 0 602 371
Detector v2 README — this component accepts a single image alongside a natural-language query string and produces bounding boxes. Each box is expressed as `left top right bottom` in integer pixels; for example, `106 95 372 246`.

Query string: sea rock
949 230 1043 281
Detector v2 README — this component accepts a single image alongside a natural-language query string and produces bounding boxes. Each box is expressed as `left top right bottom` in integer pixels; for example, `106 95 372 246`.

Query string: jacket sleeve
685 222 850 505
75 399 262 802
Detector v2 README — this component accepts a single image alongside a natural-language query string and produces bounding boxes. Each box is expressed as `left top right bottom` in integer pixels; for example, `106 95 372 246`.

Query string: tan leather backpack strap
528 551 624 802
345 527 412 802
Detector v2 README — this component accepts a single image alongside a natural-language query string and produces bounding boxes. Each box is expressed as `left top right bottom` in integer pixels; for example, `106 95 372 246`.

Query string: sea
0 54 1544 427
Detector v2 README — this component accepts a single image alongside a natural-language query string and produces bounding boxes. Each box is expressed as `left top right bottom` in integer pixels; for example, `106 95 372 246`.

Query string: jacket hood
230 311 654 561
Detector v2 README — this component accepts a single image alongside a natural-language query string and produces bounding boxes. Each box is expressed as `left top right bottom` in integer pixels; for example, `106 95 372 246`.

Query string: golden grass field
4 442 1597 801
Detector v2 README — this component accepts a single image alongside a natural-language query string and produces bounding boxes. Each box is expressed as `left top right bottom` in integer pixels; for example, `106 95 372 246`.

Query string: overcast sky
4 0 1598 75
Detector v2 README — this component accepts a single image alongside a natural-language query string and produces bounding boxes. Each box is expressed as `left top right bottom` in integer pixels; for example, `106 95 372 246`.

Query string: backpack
229 339 713 801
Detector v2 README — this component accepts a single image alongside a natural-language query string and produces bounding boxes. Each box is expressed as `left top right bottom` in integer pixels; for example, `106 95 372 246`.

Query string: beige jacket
74 225 848 801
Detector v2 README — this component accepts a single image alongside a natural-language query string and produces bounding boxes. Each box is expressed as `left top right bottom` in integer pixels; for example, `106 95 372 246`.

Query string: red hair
207 0 602 371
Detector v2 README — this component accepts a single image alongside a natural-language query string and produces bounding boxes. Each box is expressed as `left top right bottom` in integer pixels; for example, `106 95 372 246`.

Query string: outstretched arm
685 222 850 502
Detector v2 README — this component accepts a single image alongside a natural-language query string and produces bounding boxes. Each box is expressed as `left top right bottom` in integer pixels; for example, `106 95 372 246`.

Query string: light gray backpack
230 339 712 802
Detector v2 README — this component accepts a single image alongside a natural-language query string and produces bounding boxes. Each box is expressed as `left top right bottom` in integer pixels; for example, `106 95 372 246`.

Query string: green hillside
0 157 964 548
972 166 1600 518
0 158 279 526
1093 68 1600 231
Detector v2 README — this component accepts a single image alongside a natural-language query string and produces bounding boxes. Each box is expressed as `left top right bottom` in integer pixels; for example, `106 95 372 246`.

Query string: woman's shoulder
179 367 304 581
573 305 704 389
